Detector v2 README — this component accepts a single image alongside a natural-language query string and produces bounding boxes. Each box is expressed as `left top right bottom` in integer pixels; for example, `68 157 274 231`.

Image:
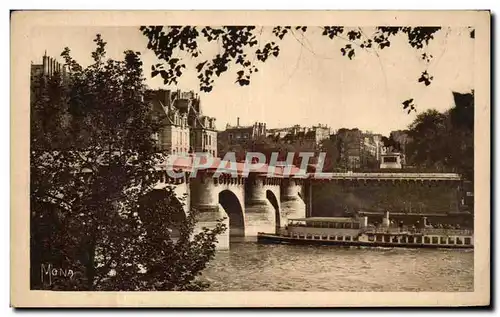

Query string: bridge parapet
310 172 461 181
157 155 461 182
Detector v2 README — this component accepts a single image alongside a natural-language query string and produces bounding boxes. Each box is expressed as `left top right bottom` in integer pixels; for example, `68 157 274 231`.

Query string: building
311 124 331 144
146 89 217 156
335 128 363 169
31 52 69 100
267 124 330 146
333 128 383 170
147 89 190 155
221 117 267 145
31 52 68 80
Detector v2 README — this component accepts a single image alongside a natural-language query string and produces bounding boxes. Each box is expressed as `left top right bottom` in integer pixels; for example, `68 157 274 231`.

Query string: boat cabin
286 217 365 241
288 217 362 229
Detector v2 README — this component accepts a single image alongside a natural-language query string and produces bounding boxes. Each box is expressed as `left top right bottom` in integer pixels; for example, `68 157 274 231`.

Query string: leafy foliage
418 70 434 86
405 91 474 180
402 98 416 114
30 35 226 291
140 26 448 111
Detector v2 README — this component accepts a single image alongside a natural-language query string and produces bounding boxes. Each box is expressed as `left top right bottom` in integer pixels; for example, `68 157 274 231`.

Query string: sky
29 26 474 136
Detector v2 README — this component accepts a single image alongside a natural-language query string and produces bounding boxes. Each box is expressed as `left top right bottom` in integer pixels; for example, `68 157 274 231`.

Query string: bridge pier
245 173 276 236
281 178 306 224
190 173 229 250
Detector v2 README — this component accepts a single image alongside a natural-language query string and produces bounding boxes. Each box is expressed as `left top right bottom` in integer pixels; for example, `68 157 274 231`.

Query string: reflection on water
201 241 474 292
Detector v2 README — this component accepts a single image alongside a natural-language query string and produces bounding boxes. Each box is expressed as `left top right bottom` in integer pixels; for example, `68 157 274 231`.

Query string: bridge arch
266 190 281 232
218 189 245 238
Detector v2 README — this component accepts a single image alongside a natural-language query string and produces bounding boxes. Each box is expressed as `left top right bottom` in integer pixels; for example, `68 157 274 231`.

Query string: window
424 237 431 244
392 236 399 243
353 236 359 241
322 235 328 240
345 223 352 229
432 237 439 244
416 237 422 244
345 236 352 241
464 237 471 245
456 237 463 245
408 236 415 243
384 235 391 243
376 235 383 242
336 236 343 241
448 237 455 244
353 223 360 229
329 236 335 240
400 236 407 243
368 235 375 242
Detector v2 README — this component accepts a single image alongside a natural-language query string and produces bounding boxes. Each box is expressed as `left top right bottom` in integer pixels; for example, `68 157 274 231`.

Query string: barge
257 213 473 249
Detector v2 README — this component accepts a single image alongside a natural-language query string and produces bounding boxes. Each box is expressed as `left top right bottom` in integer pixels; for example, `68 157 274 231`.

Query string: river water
201 241 474 292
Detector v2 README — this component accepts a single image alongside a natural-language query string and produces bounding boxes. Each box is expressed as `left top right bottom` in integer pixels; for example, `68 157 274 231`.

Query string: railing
363 226 473 236
420 228 473 236
319 172 461 180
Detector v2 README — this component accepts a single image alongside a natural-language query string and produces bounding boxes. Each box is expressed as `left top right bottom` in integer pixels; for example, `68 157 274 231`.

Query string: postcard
11 10 490 307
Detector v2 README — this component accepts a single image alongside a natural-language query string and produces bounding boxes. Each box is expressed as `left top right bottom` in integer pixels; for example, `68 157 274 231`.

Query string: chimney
164 90 171 108
237 117 240 127
42 55 48 75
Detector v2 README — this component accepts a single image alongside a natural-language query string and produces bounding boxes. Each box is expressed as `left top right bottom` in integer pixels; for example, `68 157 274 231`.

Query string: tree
405 109 449 170
139 26 473 111
30 35 226 291
405 91 474 180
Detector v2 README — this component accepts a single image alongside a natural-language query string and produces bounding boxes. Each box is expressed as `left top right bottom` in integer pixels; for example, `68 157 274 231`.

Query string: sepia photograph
10 10 490 307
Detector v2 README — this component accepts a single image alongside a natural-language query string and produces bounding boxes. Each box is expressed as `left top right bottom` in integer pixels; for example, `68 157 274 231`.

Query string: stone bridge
152 156 463 250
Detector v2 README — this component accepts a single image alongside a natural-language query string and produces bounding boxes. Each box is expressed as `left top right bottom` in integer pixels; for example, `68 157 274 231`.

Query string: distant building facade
221 117 267 145
30 52 69 100
267 124 331 149
333 128 383 170
30 52 68 80
146 89 217 156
